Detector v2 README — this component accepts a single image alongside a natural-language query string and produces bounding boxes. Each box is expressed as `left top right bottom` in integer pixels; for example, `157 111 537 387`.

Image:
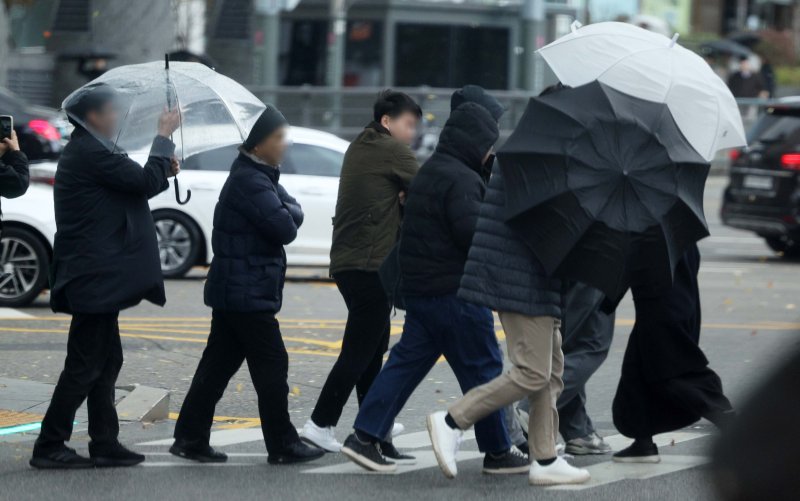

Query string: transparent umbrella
61 57 266 204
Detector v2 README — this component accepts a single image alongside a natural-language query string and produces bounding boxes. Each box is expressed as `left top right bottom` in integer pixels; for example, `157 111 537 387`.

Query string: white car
0 127 348 307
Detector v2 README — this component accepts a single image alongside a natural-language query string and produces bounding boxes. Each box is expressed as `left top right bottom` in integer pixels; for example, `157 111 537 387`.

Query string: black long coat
49 128 174 314
203 152 303 313
612 244 732 438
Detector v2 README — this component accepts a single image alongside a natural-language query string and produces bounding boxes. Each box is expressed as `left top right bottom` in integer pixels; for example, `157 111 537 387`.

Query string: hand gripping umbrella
62 58 266 203
538 21 746 162
498 81 710 304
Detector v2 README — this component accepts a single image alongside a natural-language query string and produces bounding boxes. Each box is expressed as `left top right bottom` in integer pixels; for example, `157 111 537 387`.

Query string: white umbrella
538 21 746 162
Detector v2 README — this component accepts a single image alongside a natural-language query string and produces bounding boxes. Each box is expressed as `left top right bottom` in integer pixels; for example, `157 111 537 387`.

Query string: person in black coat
340 103 528 474
31 84 181 469
611 244 734 463
170 106 324 465
0 129 30 228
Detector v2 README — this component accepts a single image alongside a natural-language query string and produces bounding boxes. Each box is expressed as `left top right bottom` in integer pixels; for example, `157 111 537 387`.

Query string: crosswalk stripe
302 451 484 475
137 428 265 447
548 455 708 491
0 308 34 318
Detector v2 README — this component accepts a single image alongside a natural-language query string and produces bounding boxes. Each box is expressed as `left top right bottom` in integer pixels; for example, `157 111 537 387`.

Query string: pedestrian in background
341 102 527 475
727 56 768 98
612 243 734 463
30 84 180 469
0 129 30 230
171 106 324 465
301 90 421 454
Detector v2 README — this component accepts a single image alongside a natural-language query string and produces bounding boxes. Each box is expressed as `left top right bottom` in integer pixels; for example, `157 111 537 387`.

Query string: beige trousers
448 312 564 460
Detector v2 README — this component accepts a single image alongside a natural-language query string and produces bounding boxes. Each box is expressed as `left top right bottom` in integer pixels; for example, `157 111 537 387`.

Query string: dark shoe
89 441 145 467
612 440 660 464
482 447 530 475
378 440 415 465
341 434 396 473
169 439 228 463
565 432 613 455
268 440 325 465
30 446 94 470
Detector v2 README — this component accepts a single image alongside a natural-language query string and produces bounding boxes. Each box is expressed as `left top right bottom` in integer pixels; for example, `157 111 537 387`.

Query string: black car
0 87 68 161
721 101 800 257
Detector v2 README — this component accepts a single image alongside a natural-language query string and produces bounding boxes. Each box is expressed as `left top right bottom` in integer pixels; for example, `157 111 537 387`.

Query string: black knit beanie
243 105 288 150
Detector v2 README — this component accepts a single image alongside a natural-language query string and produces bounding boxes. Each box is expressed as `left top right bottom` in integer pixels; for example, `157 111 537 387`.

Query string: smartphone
0 116 12 140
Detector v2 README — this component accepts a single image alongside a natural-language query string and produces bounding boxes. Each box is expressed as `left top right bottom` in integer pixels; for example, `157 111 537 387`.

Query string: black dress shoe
169 439 228 463
89 441 145 467
30 446 94 469
268 440 325 465
612 439 660 464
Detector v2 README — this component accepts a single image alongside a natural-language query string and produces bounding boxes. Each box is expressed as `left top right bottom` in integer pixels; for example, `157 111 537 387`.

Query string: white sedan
0 127 347 306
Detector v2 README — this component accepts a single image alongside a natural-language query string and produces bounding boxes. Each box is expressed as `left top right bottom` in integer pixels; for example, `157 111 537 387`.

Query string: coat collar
235 150 280 183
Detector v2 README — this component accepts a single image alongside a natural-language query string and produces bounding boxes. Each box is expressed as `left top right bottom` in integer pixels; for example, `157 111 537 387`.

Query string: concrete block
115 385 170 423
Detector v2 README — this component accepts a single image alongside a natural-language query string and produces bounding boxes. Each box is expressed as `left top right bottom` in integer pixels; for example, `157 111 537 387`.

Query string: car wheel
153 211 203 278
0 227 50 307
764 236 800 258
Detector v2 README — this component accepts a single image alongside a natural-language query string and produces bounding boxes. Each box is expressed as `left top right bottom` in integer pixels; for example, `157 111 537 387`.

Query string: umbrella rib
171 68 249 142
595 46 673 102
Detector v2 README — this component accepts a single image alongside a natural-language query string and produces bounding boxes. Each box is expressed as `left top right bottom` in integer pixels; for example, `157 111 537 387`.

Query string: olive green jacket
329 124 419 275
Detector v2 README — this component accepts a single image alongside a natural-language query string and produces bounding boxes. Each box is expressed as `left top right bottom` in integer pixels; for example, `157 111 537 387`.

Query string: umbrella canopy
538 21 745 162
498 81 710 302
62 61 265 159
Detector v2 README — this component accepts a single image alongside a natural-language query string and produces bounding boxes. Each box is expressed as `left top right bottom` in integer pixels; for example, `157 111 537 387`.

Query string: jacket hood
435 102 499 173
450 85 504 121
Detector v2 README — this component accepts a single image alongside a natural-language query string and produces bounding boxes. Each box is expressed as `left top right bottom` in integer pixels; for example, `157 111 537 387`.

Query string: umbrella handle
174 176 192 205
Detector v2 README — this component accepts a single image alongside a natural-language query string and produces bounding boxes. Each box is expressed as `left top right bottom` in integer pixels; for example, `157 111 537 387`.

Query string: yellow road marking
0 410 43 427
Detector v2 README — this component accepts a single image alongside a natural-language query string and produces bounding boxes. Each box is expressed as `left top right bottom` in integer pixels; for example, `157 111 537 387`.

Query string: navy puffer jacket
458 168 562 318
204 152 303 312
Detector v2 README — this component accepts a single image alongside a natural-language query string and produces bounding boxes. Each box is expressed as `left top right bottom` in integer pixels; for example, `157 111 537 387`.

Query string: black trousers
310 270 391 427
173 310 298 454
36 312 122 452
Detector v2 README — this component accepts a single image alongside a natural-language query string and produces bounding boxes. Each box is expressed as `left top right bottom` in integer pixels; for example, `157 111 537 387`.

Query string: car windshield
182 142 344 177
748 107 800 145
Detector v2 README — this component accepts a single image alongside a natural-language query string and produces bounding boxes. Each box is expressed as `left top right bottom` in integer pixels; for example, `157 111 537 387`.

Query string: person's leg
86 313 123 447
310 271 392 427
173 311 245 445
236 313 299 454
558 284 614 442
441 300 510 454
353 303 440 441
446 313 556 432
35 312 120 453
525 319 562 462
356 318 390 407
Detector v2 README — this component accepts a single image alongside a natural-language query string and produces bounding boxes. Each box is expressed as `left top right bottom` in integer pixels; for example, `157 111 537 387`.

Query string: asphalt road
0 175 798 501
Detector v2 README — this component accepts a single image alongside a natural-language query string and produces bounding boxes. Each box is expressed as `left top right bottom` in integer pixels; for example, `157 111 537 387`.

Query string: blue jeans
353 294 510 453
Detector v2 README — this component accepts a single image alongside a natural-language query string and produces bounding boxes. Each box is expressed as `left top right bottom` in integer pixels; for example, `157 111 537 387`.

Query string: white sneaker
529 456 591 486
391 422 405 437
514 406 530 435
300 420 342 453
427 411 463 479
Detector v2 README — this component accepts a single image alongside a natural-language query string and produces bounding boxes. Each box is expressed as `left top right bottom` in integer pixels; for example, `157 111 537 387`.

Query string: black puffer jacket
458 166 563 318
204 152 303 313
399 103 498 297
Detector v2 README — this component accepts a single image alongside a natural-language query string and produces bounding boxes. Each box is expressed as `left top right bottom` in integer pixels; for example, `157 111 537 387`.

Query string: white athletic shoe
300 420 342 453
427 411 463 479
391 422 405 437
529 457 591 486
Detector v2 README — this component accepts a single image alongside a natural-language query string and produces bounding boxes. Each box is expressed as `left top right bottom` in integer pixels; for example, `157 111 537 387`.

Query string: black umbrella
700 39 752 58
498 81 710 303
